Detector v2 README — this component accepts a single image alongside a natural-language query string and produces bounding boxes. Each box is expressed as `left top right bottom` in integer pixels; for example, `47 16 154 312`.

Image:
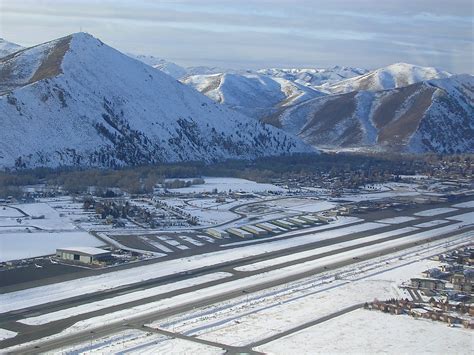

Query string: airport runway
1 200 473 352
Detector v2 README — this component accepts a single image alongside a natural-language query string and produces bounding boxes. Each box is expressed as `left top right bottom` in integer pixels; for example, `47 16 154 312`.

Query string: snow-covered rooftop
57 246 110 256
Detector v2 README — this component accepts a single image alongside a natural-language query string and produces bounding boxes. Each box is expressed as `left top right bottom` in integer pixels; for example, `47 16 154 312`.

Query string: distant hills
0 38 23 58
0 33 313 169
1 33 472 170
145 58 470 155
266 75 473 154
182 72 325 119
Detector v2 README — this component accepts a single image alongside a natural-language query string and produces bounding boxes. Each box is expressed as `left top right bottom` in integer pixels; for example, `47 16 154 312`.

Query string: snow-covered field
7 202 77 230
59 329 224 354
4 229 472 353
257 308 472 355
150 232 471 348
0 206 23 218
340 190 419 202
0 328 17 341
414 220 449 228
452 200 474 208
234 226 417 272
1 218 377 313
19 272 232 326
376 216 417 224
261 198 336 213
164 177 285 194
0 231 103 262
448 211 474 224
414 207 458 217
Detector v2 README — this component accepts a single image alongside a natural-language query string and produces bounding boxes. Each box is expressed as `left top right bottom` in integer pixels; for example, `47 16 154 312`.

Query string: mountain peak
0 38 23 58
0 33 313 169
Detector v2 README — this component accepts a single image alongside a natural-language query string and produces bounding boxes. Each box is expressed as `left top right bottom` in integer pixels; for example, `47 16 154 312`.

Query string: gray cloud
0 0 472 73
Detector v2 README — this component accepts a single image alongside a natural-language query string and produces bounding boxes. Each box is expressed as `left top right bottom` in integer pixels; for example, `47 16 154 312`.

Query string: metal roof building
56 247 111 264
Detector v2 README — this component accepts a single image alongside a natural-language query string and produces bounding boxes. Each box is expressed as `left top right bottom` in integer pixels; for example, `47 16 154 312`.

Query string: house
450 273 473 293
462 319 474 329
421 268 443 279
410 278 446 291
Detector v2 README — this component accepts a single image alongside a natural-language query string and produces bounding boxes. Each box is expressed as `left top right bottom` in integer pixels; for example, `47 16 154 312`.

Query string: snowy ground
141 233 468 348
376 216 417 224
0 231 103 262
257 308 472 355
3 228 471 353
0 328 17 341
58 329 224 354
5 202 77 230
19 273 232 326
414 207 458 217
259 198 336 213
453 200 474 208
162 177 286 194
0 206 23 218
150 233 471 348
414 220 449 228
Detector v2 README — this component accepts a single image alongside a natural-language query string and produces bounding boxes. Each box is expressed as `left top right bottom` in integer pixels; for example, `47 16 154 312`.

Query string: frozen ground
149 233 470 348
452 200 474 208
59 329 224 354
0 231 103 262
4 229 471 353
376 216 417 224
261 198 336 213
340 190 419 202
0 328 17 341
7 202 77 230
19 272 232 326
1 218 375 313
163 177 286 194
0 206 23 218
414 220 449 228
257 308 472 355
414 207 458 217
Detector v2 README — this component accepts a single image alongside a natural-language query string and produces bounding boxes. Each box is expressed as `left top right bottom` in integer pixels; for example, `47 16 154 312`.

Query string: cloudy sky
1 0 472 73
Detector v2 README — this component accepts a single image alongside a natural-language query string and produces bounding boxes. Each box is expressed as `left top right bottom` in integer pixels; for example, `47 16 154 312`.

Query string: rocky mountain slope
0 39 23 58
0 33 314 169
183 72 325 119
266 75 473 154
326 63 452 94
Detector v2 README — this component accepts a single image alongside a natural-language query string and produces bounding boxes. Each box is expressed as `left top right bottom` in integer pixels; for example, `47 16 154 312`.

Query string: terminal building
56 247 112 265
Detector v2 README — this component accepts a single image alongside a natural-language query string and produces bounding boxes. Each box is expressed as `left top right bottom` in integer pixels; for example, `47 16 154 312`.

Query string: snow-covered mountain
129 54 187 79
185 66 238 76
267 75 473 154
0 33 314 169
327 63 452 94
183 72 325 119
257 66 368 88
0 38 23 58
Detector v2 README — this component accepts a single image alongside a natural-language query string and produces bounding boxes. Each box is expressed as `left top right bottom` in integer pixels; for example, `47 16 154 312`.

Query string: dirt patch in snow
377 85 436 145
28 36 71 84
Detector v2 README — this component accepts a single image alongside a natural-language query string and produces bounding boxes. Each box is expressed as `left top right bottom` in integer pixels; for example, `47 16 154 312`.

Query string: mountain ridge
267 74 473 154
0 33 315 169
